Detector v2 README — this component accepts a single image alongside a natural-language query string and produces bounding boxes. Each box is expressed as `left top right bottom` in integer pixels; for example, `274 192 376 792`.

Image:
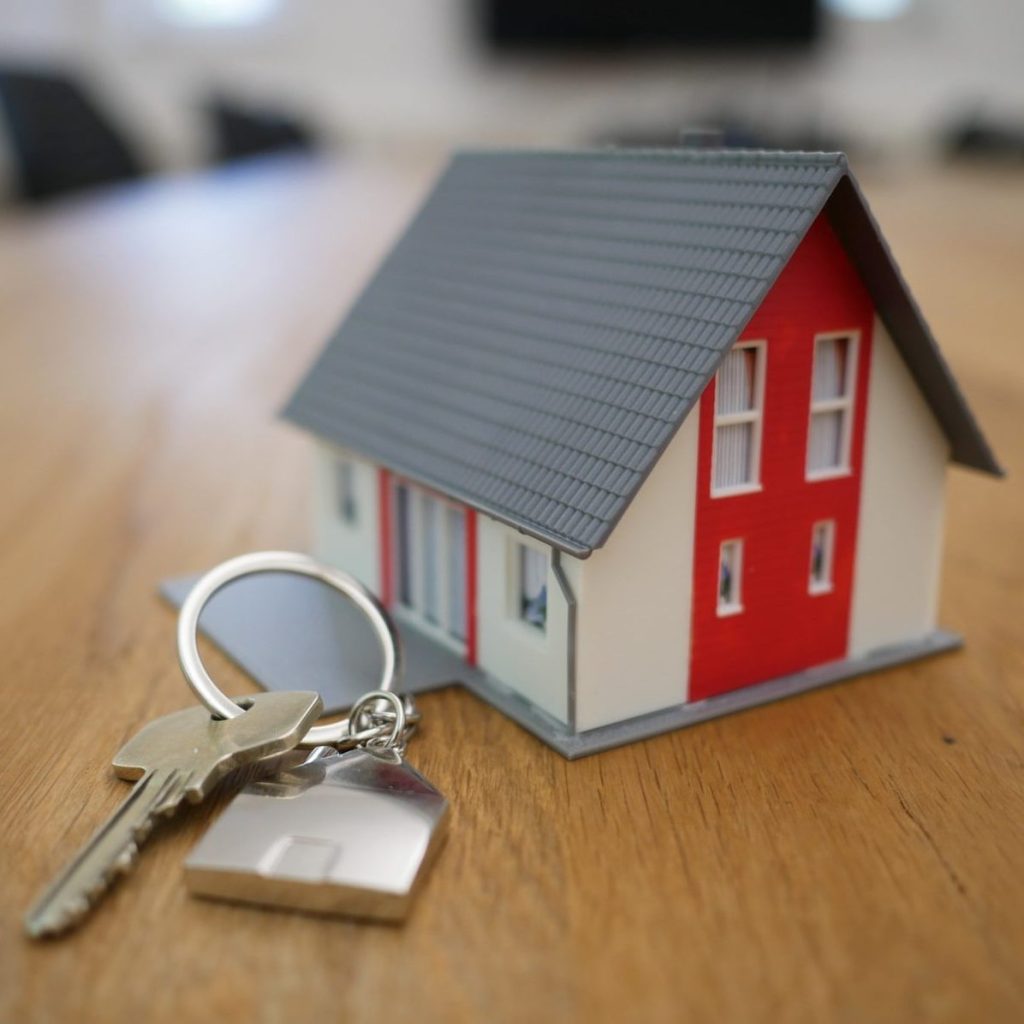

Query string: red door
689 214 874 701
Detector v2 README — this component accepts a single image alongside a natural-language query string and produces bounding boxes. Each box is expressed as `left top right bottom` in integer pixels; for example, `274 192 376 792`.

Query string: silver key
24 689 323 938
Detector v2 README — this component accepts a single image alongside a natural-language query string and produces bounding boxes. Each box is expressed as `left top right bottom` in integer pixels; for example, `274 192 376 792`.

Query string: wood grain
1 154 1022 1024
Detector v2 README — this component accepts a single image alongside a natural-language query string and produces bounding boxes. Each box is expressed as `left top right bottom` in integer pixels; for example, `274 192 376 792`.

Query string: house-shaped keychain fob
185 747 449 920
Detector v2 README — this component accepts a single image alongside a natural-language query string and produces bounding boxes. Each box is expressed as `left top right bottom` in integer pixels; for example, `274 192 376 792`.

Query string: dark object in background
205 96 316 165
0 66 144 203
479 0 818 51
944 111 1024 164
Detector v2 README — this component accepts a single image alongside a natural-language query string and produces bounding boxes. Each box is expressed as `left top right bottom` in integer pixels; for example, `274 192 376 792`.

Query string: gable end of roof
824 173 1002 477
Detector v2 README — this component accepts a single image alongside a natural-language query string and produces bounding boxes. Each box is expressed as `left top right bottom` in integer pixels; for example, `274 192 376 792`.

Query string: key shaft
25 767 185 938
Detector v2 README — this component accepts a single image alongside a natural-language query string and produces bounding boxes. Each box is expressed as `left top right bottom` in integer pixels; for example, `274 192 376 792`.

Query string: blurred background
0 0 1023 203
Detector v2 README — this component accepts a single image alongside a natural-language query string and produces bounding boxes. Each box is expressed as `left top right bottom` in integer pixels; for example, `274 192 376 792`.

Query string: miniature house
284 149 1000 757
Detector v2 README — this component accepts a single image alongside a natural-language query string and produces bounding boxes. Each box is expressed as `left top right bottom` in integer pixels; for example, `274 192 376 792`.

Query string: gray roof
284 149 1000 557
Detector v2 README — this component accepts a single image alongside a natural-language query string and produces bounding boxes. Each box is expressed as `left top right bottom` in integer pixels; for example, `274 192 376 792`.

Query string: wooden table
1 154 1022 1024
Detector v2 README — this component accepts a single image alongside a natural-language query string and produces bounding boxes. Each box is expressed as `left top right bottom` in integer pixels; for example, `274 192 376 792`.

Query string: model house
284 149 1000 757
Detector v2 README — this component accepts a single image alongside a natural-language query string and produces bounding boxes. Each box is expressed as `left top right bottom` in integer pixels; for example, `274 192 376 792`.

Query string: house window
446 506 467 640
713 343 765 494
420 494 440 624
807 333 858 477
392 481 467 645
335 458 358 525
809 520 836 594
717 539 744 615
395 482 413 606
517 543 548 631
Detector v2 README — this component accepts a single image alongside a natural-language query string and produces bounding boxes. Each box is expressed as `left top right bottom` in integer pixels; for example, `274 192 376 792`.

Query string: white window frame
507 538 550 639
392 480 467 654
711 340 767 497
809 520 836 595
806 330 860 481
334 457 358 526
717 538 744 616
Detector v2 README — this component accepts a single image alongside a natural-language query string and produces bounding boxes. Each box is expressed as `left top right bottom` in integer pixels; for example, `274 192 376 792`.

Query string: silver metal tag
185 747 448 921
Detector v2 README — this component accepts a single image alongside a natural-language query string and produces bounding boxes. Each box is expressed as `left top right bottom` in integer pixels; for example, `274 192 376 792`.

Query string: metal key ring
349 690 407 750
177 550 402 748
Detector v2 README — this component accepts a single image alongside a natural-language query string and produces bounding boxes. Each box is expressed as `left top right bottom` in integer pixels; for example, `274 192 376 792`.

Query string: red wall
689 214 875 701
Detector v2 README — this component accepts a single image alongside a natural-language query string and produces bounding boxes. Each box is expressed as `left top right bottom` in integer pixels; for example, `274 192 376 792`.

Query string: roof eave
283 417 598 558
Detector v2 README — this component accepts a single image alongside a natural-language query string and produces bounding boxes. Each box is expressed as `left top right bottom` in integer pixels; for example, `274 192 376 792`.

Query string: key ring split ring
350 690 407 750
177 550 402 748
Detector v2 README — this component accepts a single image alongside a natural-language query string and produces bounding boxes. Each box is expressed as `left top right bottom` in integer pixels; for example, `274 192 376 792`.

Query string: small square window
809 521 836 594
717 539 743 615
335 459 357 525
518 544 548 631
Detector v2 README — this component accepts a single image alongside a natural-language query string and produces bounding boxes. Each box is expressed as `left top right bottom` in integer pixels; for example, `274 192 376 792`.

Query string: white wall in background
312 443 380 595
0 0 1022 176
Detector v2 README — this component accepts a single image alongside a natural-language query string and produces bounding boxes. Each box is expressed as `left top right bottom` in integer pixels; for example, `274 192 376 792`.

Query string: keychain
176 551 449 922
24 550 443 937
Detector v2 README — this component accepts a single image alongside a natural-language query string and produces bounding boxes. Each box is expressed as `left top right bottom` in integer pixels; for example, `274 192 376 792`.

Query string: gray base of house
464 630 962 759
161 574 961 760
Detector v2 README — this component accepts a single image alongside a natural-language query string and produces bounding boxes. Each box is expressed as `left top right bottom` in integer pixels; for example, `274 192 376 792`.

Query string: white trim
806 466 854 483
711 340 767 497
716 538 744 616
710 482 763 498
808 519 836 595
806 330 860 481
506 535 551 643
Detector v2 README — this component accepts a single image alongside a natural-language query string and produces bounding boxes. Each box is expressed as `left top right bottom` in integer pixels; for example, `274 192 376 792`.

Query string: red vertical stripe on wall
688 213 875 701
378 468 393 606
465 508 478 666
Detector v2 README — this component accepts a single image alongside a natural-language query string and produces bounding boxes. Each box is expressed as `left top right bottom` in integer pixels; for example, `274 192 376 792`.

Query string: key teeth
61 895 91 928
25 834 145 938
112 843 139 873
75 838 142 920
28 889 99 938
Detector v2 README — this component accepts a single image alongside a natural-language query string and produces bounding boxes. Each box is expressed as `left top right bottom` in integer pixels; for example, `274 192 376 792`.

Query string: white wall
848 318 949 656
476 518 576 724
573 414 699 732
312 442 573 721
1 0 1023 183
312 442 380 594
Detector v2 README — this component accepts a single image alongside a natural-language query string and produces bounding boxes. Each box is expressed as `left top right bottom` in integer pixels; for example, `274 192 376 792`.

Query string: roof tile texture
285 149 847 554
